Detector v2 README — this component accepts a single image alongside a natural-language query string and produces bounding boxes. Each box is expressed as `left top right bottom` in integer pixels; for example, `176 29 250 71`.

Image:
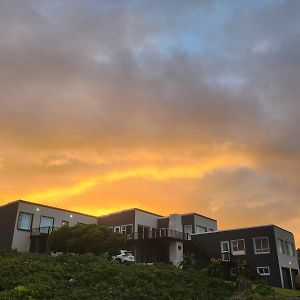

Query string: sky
0 0 300 245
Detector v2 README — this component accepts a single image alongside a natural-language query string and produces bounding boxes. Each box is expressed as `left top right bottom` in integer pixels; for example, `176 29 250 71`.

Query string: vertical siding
0 202 19 248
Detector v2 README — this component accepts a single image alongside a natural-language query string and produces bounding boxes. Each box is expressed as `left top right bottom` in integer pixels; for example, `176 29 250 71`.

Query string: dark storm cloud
0 0 300 240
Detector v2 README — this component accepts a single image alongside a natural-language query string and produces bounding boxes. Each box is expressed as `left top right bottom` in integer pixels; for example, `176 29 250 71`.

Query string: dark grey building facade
188 225 299 289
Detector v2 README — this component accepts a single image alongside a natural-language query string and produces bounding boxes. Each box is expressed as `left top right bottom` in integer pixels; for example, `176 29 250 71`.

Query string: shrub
48 224 126 256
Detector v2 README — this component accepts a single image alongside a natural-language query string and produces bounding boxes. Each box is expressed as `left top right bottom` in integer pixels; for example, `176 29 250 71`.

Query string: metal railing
31 226 57 236
127 229 190 241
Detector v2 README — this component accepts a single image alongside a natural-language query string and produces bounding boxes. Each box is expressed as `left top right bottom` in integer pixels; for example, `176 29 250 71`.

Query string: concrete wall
11 201 97 252
169 240 183 266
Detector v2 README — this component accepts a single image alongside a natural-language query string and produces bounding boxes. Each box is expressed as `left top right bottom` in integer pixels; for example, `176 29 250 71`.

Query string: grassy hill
0 250 299 299
0 250 234 300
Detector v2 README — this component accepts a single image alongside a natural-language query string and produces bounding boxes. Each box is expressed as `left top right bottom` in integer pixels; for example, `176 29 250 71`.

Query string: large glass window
39 216 54 234
231 239 246 255
17 212 33 231
289 243 296 256
254 237 270 254
279 239 285 254
195 225 207 234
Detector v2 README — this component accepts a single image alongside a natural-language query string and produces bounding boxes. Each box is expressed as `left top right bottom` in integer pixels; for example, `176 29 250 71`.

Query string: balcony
127 229 190 241
31 226 57 237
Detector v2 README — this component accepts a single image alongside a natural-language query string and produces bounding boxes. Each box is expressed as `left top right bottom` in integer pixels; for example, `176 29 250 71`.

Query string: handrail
31 226 58 236
127 229 190 241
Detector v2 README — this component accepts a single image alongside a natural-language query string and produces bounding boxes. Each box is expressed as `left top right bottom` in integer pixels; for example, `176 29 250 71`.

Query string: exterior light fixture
36 208 40 211
70 214 73 218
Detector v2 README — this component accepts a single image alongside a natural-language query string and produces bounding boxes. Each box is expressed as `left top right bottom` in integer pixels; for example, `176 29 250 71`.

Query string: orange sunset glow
1 1 300 246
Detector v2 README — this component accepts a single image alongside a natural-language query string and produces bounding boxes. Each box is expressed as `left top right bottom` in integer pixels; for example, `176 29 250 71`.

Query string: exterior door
282 267 292 289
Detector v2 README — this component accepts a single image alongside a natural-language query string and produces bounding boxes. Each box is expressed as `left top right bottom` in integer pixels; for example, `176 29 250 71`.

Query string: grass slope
0 250 234 300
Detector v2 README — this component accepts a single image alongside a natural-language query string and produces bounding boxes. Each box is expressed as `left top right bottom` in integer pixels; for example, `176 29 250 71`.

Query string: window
221 241 230 253
257 266 270 276
184 225 193 235
230 268 236 277
114 226 120 233
279 239 285 254
178 245 182 250
40 216 54 234
231 239 246 255
121 225 126 235
220 241 230 261
254 237 270 254
284 241 289 255
289 243 296 256
17 212 33 231
62 221 69 226
195 225 207 234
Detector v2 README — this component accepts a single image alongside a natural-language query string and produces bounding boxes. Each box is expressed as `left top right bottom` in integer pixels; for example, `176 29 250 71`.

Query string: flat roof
180 212 217 222
6 199 98 219
2 200 216 223
193 224 293 235
98 208 163 218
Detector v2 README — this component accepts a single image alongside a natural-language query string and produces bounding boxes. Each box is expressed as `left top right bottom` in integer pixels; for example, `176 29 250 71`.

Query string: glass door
39 216 54 234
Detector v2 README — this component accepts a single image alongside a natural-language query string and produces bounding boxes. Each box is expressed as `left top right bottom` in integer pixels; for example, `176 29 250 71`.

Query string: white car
112 250 135 264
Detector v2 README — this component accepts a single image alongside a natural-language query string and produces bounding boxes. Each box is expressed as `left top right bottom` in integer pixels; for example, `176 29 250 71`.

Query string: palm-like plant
207 261 224 278
235 259 251 291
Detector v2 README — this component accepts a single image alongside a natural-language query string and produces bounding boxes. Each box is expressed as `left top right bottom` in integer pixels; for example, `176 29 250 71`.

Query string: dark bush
48 224 125 256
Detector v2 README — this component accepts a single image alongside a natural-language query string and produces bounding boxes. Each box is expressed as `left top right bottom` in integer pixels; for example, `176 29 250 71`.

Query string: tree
48 224 126 256
235 259 251 291
178 254 196 270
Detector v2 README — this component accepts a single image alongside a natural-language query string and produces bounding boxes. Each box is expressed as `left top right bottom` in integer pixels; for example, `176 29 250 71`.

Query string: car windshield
124 251 133 256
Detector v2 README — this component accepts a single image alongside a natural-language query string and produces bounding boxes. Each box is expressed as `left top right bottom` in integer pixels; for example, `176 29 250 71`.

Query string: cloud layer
1 1 300 244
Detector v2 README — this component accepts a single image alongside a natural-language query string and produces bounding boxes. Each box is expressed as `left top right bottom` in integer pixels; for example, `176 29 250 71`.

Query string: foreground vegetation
0 250 299 299
0 250 234 300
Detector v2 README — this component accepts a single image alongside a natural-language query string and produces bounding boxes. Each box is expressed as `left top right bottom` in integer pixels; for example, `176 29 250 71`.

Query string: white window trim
120 224 133 236
220 241 230 261
220 241 230 253
257 266 270 276
253 237 270 255
231 239 246 256
114 226 121 233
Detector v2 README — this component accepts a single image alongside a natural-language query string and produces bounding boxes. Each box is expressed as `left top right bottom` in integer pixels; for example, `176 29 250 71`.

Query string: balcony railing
127 229 190 241
31 226 58 236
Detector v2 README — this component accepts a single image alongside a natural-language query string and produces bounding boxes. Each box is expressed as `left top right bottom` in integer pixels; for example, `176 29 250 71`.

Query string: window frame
257 266 270 276
231 239 246 256
195 225 207 234
184 225 193 235
62 220 69 226
114 226 121 233
39 215 55 234
253 237 270 255
279 239 285 254
17 211 33 232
